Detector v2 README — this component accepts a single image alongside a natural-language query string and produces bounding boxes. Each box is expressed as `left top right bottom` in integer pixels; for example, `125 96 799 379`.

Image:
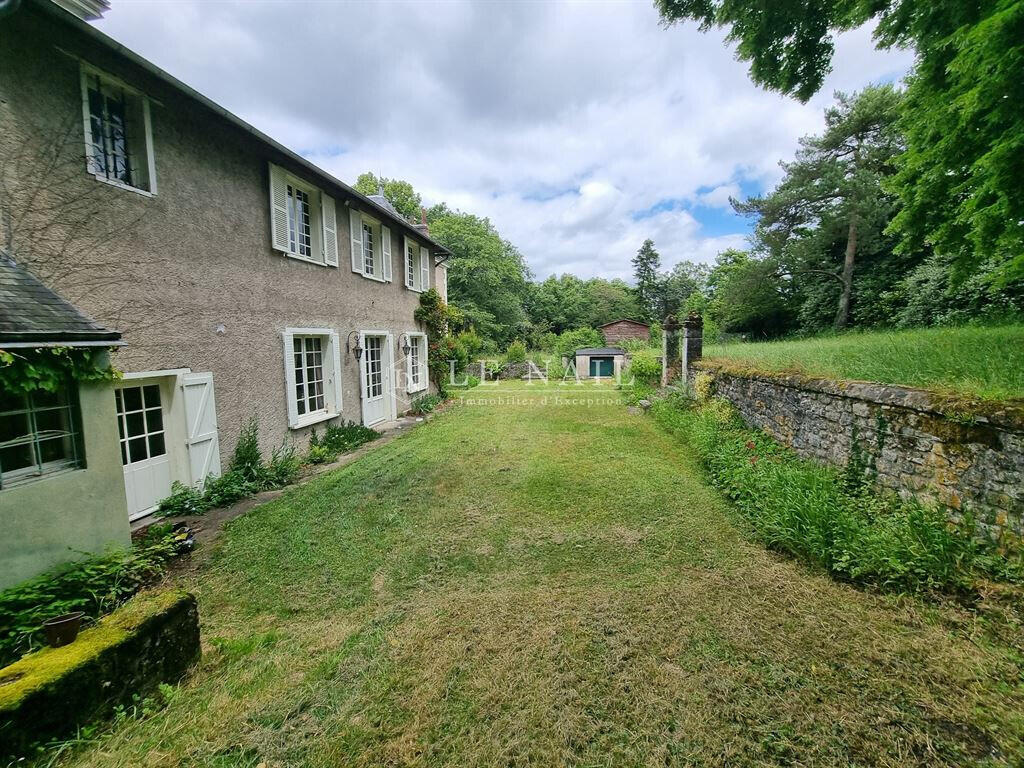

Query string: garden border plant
646 389 1023 595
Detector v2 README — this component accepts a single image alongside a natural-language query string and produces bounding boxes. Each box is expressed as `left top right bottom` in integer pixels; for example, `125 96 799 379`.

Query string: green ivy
0 347 120 395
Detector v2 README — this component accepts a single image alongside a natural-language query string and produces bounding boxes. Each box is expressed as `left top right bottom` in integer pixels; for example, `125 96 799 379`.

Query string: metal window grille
87 74 135 187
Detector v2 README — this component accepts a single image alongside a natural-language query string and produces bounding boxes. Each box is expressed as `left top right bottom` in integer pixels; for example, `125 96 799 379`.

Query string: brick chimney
413 207 429 236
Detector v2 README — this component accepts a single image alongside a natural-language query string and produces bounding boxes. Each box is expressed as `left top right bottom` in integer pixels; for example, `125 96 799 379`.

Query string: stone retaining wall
0 590 200 758
695 361 1024 538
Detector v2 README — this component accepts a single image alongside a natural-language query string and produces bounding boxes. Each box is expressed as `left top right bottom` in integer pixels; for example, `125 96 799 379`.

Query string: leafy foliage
309 421 379 458
631 239 662 322
651 394 1022 594
409 393 445 415
353 172 423 220
0 346 119 395
504 340 527 364
0 525 185 666
626 355 662 385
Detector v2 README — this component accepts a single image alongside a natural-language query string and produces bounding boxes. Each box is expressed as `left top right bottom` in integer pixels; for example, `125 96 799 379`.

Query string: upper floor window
0 386 82 490
404 238 430 292
80 65 156 194
350 210 392 282
268 163 338 267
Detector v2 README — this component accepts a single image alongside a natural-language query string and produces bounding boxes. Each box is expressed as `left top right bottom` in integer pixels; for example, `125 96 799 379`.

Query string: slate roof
575 347 626 356
0 252 121 346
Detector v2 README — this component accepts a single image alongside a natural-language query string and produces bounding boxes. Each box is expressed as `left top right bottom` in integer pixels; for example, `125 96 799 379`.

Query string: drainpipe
0 0 21 19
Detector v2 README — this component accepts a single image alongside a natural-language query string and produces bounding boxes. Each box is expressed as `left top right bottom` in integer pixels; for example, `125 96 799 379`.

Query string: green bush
157 482 206 517
505 340 527 363
650 396 1022 594
554 328 604 360
227 415 264 484
627 355 662 385
0 525 184 666
306 443 334 465
410 393 444 414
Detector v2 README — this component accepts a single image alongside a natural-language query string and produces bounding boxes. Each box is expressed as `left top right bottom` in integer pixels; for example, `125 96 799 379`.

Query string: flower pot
42 611 85 648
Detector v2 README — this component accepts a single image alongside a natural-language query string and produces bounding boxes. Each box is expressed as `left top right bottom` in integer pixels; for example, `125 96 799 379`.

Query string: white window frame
405 332 429 394
350 210 392 283
282 328 343 429
404 238 430 293
79 62 157 197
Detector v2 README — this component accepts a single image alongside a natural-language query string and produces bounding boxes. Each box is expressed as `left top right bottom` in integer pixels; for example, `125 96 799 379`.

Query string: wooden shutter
328 331 343 413
282 331 299 427
349 209 363 273
321 193 338 267
420 247 430 291
181 372 221 488
403 236 412 288
269 163 290 252
420 334 429 390
382 226 393 282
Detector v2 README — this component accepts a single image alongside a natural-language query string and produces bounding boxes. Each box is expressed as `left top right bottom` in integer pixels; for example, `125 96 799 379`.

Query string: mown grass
39 381 1024 767
704 325 1024 400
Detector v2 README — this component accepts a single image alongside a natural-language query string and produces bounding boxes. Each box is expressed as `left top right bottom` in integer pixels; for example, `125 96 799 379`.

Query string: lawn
703 324 1024 400
49 381 1024 767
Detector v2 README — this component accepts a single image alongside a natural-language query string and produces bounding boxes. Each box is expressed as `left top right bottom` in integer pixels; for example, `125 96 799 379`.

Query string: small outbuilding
599 318 650 344
575 347 627 379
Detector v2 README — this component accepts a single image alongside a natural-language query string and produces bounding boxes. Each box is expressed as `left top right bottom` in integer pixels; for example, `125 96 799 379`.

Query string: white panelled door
116 383 172 521
182 372 221 488
360 332 395 426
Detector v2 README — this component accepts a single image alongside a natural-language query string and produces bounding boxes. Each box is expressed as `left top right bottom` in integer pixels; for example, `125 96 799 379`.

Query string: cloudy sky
95 0 912 281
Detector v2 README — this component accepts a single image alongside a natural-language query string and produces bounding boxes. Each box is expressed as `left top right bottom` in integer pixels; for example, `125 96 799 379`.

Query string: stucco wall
0 7 437 462
0 381 130 588
695 361 1024 539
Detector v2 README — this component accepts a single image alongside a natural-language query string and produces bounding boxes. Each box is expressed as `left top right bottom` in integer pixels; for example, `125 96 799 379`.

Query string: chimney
413 207 429 236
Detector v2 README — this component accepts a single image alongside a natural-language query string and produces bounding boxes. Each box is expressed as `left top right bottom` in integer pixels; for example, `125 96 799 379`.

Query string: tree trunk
834 215 857 330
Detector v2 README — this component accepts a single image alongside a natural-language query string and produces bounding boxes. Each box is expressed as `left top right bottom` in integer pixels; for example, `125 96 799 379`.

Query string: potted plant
42 611 86 647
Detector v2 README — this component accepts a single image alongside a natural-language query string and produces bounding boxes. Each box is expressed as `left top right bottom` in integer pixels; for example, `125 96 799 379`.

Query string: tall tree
353 172 423 221
734 86 903 329
654 0 1024 291
584 278 641 327
632 239 662 321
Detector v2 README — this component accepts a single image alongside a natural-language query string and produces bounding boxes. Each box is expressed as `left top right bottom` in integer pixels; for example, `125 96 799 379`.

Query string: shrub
265 441 302 486
554 328 604 360
157 482 206 517
0 525 185 666
505 340 527 363
306 443 333 465
627 355 661 385
650 396 1023 594
410 393 444 414
228 415 264 484
320 422 378 454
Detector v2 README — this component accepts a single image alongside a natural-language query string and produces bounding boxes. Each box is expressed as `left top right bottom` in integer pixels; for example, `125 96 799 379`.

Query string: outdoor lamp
399 333 412 357
346 330 363 361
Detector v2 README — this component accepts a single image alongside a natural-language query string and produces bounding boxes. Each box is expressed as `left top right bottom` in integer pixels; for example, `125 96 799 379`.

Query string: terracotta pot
42 611 85 648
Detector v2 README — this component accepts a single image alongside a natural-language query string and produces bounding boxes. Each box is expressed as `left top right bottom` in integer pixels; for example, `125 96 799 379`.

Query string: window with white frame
268 163 338 267
350 210 392 281
0 386 82 490
406 333 428 393
80 65 155 193
404 238 430 292
283 329 342 428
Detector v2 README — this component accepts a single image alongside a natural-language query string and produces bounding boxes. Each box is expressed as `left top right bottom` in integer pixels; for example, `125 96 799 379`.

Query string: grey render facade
0 0 449 526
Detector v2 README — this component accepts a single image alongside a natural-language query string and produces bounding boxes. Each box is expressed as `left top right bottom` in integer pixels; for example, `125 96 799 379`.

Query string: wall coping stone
695 360 1024 433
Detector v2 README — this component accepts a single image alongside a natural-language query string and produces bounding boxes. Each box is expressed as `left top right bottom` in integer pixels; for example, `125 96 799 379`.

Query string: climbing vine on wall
0 347 120 395
414 289 467 390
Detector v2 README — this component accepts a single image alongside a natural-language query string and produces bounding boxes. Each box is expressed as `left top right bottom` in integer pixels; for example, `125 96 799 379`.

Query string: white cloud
95 0 913 279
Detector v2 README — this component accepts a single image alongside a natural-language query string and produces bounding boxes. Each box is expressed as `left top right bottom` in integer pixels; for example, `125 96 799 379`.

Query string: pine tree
632 239 662 322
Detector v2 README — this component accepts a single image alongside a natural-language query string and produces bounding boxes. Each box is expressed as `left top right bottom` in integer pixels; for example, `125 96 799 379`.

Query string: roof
599 318 649 329
0 252 121 347
28 0 452 261
575 347 626 356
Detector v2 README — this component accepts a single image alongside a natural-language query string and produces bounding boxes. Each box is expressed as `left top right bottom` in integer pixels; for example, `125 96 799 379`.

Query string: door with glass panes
359 332 394 426
115 382 171 520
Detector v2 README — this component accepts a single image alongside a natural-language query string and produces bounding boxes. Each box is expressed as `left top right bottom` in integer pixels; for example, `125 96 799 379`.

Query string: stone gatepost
682 313 703 388
661 314 682 386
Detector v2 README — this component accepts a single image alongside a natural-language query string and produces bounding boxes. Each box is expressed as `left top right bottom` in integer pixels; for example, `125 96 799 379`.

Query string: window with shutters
268 163 337 267
405 333 428 393
0 386 82 490
404 239 430 292
283 329 342 429
80 64 155 194
362 222 375 276
350 212 390 282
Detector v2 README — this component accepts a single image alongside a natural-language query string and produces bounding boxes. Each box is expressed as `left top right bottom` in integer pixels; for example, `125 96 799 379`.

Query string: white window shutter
420 247 430 291
269 163 290 252
349 209 363 273
329 331 343 413
420 335 429 390
382 226 393 282
282 331 299 428
321 193 338 267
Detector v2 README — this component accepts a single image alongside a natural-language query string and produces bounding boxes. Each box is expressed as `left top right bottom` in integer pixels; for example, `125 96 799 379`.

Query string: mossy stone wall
0 590 200 759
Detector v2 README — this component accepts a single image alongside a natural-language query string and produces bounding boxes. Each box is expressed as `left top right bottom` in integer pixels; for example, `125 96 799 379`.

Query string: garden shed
575 347 627 379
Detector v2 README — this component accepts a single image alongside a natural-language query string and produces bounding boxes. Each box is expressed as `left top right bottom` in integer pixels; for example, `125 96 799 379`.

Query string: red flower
745 441 756 451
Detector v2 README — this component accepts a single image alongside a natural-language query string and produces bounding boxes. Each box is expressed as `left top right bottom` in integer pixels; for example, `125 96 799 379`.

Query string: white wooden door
182 372 220 488
116 383 172 520
360 332 395 426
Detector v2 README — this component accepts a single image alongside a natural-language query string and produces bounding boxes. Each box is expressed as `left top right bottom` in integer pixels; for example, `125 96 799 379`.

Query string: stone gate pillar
662 314 682 386
682 313 703 388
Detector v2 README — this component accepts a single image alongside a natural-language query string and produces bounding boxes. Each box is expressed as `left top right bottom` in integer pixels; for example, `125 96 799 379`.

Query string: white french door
360 332 395 426
115 382 172 520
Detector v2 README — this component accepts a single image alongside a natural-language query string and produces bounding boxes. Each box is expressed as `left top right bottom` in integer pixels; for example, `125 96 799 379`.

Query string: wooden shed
599 319 650 344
